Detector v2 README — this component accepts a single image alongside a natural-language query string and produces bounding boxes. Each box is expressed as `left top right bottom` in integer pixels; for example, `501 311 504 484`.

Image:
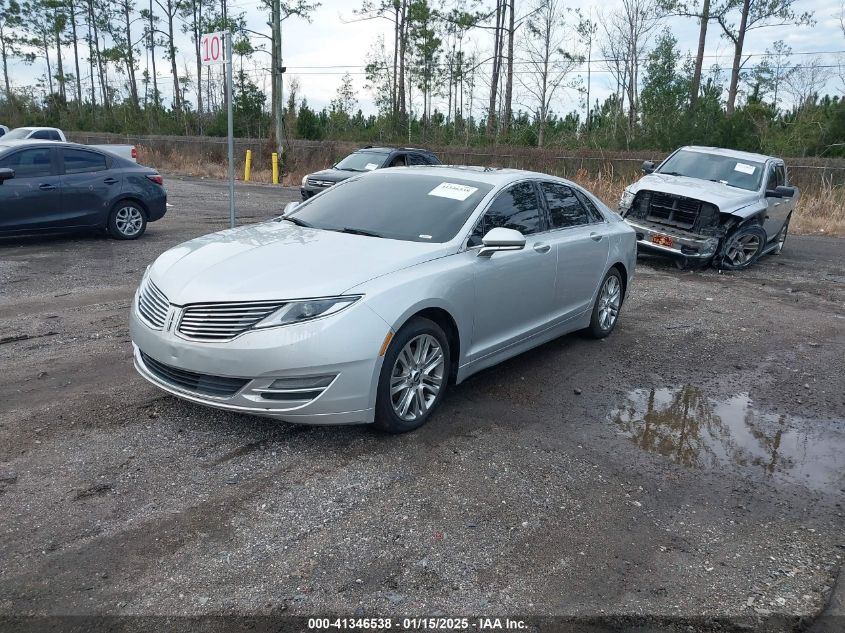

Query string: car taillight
146 174 163 186
131 147 137 160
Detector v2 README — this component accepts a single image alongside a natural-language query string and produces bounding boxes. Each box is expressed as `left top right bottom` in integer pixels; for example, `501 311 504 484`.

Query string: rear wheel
587 268 624 339
108 202 147 240
374 317 450 434
715 222 767 270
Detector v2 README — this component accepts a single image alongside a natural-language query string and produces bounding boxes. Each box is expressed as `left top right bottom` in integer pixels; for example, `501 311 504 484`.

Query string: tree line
0 0 843 157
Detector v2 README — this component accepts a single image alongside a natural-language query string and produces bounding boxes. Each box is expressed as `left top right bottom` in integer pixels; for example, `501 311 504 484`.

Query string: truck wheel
715 222 767 271
108 202 147 240
772 214 791 255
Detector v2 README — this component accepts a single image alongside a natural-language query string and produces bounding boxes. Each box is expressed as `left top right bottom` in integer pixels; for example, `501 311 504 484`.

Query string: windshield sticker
364 163 379 171
428 182 478 201
734 162 756 175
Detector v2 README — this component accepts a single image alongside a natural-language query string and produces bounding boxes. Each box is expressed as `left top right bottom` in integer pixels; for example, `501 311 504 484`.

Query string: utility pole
272 0 283 164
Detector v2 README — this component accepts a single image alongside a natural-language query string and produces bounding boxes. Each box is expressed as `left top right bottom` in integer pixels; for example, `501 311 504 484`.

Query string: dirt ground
1 176 843 632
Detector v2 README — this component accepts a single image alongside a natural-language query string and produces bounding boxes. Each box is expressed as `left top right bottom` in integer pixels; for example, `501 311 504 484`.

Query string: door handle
39 183 56 191
103 177 118 185
590 232 603 242
533 243 551 254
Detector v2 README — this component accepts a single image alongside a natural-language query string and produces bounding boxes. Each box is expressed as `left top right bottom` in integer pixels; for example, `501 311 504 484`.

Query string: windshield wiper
709 179 742 189
335 227 383 238
280 216 312 227
659 171 685 177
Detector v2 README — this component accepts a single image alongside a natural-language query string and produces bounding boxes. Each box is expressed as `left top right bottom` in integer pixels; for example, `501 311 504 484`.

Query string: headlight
619 189 635 209
301 175 309 186
253 296 362 329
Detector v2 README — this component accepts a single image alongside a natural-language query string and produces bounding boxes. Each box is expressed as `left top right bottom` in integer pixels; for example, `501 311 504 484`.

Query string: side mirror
477 227 526 258
282 201 300 216
0 168 14 183
641 160 655 175
766 185 795 199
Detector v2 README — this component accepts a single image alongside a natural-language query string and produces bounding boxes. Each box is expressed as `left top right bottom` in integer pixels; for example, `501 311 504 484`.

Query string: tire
715 222 767 271
587 268 625 339
373 317 451 434
772 214 791 255
107 201 147 240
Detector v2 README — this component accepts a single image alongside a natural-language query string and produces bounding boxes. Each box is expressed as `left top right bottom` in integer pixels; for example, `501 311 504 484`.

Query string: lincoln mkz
130 167 636 432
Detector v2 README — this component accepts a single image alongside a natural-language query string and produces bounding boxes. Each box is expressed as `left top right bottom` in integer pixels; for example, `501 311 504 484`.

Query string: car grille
176 301 286 341
140 352 249 398
306 178 334 187
137 280 170 329
645 192 702 230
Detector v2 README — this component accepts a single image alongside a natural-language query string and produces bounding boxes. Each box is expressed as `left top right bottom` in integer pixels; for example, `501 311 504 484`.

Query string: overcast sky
7 0 845 118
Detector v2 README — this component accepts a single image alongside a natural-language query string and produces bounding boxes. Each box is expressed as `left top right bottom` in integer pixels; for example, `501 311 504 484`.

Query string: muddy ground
0 176 843 632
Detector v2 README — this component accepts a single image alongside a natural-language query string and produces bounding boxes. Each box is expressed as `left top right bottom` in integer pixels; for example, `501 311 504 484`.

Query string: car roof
681 145 777 163
361 165 574 187
356 146 436 155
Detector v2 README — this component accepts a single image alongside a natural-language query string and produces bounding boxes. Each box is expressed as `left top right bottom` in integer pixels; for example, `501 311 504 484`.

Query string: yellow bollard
272 152 279 185
244 150 252 182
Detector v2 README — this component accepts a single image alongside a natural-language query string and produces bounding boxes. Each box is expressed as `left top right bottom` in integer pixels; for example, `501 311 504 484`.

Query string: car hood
306 168 362 183
630 173 760 211
149 221 448 305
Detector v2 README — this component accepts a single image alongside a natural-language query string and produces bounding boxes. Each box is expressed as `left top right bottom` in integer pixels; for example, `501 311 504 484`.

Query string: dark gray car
300 146 440 200
0 140 166 240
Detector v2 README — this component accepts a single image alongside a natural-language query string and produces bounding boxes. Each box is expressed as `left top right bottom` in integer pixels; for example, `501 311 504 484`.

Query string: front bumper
130 299 392 425
624 218 720 259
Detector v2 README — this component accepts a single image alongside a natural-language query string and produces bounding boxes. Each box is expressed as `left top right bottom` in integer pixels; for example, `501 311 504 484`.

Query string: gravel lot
1 176 843 631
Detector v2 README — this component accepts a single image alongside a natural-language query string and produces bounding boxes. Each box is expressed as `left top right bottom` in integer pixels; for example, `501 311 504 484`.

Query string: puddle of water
609 386 845 493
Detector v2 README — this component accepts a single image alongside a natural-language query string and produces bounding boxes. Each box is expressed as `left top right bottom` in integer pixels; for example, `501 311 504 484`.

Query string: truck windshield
3 128 34 140
288 171 493 243
658 150 764 191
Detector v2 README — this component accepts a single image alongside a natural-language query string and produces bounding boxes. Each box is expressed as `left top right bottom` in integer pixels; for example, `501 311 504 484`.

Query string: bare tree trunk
166 2 181 113
690 0 710 106
502 0 515 136
123 2 139 109
0 26 11 102
392 2 399 116
486 0 504 136
726 0 750 115
149 0 158 105
69 1 82 106
87 7 96 107
53 10 66 102
397 0 407 119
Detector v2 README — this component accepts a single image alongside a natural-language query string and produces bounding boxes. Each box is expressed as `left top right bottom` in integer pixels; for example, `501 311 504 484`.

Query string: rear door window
63 148 108 174
0 148 53 178
541 182 594 229
409 153 429 166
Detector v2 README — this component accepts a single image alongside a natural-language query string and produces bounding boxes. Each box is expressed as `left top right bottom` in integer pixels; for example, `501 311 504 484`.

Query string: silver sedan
130 166 636 432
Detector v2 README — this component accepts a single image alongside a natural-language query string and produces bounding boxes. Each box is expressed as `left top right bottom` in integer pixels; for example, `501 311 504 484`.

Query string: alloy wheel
725 234 761 266
115 206 144 237
598 275 621 331
390 334 445 422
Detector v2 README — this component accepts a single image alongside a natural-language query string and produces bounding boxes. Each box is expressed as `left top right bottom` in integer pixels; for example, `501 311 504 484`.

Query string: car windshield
335 151 389 172
289 172 493 243
657 150 764 191
3 128 34 140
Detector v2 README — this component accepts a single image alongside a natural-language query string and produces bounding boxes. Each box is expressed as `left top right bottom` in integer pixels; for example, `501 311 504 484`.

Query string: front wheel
715 222 767 270
587 268 625 339
374 317 450 434
108 202 147 240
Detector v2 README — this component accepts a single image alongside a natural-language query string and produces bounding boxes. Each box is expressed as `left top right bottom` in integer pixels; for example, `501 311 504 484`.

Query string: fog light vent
269 375 335 390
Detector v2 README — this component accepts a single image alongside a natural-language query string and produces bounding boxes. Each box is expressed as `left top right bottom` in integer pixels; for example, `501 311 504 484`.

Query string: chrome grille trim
137 280 170 329
176 300 286 341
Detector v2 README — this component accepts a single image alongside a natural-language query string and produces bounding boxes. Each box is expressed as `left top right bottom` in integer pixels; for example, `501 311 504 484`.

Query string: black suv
300 146 440 200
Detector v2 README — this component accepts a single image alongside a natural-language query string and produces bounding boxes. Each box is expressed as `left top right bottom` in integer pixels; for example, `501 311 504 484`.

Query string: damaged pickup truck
618 146 799 270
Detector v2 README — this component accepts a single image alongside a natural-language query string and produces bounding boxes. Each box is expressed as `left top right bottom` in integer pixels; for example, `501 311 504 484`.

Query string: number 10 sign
200 32 226 66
